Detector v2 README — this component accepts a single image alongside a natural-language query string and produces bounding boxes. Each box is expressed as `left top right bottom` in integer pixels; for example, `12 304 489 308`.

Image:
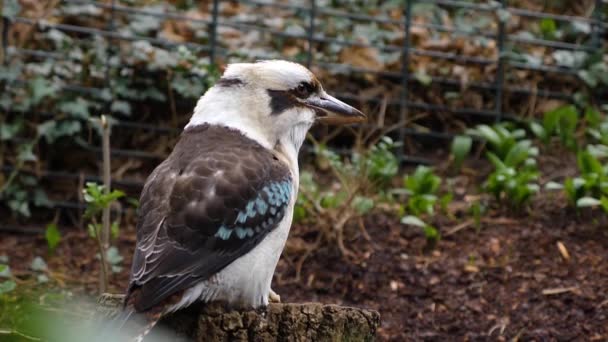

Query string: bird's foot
268 289 281 303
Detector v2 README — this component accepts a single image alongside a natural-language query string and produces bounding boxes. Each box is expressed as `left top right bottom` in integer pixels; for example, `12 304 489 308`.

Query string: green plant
468 123 526 160
547 148 608 212
470 124 540 208
293 137 400 265
399 165 447 247
450 134 472 171
585 106 608 145
400 215 440 247
82 182 125 291
0 264 16 296
529 105 578 149
403 166 441 216
45 224 61 254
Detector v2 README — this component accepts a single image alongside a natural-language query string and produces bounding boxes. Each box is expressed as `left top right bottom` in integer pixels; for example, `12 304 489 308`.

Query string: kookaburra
121 60 365 339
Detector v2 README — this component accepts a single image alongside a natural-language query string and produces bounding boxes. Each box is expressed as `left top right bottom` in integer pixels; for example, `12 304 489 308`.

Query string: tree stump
98 294 380 342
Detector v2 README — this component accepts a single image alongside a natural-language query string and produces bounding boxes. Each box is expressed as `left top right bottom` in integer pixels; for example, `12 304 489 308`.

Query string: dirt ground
1 152 608 341
2 191 607 341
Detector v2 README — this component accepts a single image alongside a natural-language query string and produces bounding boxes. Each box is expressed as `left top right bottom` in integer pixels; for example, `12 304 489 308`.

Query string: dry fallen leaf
557 241 570 261
464 264 479 273
542 286 579 296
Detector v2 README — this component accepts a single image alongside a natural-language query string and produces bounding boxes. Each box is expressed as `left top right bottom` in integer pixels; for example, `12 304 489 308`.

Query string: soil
1 161 608 341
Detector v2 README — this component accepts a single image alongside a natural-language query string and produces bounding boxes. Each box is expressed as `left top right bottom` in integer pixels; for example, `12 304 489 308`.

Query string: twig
166 71 178 129
100 115 111 294
0 329 41 341
444 219 474 236
542 286 579 296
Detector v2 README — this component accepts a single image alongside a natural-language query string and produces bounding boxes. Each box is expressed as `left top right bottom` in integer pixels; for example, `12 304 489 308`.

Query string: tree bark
98 293 380 342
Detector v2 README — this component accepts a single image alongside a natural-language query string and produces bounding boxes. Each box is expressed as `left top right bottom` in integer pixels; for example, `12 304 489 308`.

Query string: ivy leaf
0 120 23 141
58 98 90 119
0 280 16 295
111 100 132 116
2 0 21 17
29 77 57 105
34 189 52 208
17 143 37 162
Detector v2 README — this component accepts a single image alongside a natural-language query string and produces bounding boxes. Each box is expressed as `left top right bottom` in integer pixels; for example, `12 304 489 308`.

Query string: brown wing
126 124 292 312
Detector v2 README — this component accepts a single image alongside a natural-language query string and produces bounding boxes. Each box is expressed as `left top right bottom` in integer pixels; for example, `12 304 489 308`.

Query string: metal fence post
209 0 220 66
591 0 604 50
1 16 10 65
494 0 506 122
398 0 413 161
306 0 316 69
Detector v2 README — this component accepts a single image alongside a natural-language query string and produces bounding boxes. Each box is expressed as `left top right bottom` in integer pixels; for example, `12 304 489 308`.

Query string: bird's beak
305 92 366 125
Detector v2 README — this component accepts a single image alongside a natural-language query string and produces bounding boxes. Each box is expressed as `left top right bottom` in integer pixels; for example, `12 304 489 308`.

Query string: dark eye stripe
293 81 316 98
266 81 319 115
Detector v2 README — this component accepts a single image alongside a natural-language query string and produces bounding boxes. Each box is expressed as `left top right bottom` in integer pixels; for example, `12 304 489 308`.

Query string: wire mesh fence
0 0 606 230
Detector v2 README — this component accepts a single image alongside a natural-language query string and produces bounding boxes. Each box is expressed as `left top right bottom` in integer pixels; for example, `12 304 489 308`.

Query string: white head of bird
187 60 366 167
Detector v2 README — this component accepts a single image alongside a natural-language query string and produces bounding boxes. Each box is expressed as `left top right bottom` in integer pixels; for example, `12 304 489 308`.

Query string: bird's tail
131 311 162 342
98 306 161 342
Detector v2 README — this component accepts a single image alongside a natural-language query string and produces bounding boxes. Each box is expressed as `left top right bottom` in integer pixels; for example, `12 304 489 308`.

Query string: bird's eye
294 82 312 98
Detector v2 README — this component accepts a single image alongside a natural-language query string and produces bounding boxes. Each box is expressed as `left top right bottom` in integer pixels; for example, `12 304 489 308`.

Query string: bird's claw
269 289 281 303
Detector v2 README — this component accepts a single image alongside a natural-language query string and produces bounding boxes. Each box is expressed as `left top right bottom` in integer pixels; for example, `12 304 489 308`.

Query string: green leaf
413 70 432 86
544 181 564 190
2 0 21 17
486 152 505 169
45 223 61 252
0 280 16 295
451 135 472 170
87 223 99 238
0 120 23 141
58 98 90 119
111 100 132 116
30 256 48 272
423 225 440 242
0 264 12 278
529 121 547 142
34 189 52 208
401 215 426 227
111 221 120 239
474 124 501 150
540 18 557 39
504 140 532 167
600 196 608 213
17 143 37 162
105 246 123 265
29 77 56 105
585 106 601 128
577 197 601 207
353 196 374 215
37 274 49 283
577 150 603 175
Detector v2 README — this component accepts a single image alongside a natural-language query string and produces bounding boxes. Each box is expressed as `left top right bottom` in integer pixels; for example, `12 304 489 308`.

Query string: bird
118 60 365 340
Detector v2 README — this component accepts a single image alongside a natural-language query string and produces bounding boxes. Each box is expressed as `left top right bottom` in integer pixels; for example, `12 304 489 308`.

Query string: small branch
0 329 41 341
100 115 111 293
